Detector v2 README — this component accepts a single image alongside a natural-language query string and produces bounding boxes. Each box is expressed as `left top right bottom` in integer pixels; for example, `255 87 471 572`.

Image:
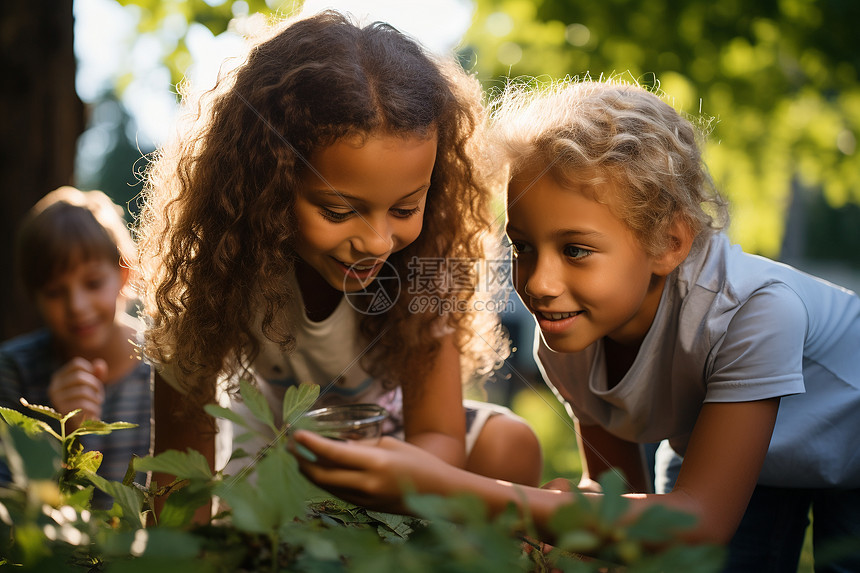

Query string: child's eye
509 241 530 258
391 206 421 219
320 207 353 223
564 245 592 260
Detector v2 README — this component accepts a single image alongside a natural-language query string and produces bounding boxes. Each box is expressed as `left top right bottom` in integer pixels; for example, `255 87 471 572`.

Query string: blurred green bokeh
460 0 860 259
97 0 860 263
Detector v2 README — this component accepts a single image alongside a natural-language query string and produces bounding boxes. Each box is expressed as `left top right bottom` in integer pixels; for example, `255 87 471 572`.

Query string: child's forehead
49 248 119 277
508 162 619 203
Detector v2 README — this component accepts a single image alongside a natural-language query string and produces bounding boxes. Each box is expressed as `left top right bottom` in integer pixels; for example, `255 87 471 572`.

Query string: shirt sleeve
705 282 808 403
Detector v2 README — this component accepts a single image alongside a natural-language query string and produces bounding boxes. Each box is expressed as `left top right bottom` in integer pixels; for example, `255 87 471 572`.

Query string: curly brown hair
136 10 508 408
492 78 729 257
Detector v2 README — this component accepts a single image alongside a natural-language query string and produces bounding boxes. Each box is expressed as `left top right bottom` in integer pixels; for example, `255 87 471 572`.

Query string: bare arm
295 398 779 545
400 333 467 468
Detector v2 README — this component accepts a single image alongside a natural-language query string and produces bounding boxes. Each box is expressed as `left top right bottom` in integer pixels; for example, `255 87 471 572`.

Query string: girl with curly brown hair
136 10 541 507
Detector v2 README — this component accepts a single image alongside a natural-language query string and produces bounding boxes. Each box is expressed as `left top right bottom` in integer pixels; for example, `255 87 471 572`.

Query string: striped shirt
0 329 151 508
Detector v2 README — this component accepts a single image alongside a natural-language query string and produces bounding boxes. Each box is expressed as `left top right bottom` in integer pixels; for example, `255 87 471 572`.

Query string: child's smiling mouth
334 257 386 280
538 311 581 320
534 310 583 334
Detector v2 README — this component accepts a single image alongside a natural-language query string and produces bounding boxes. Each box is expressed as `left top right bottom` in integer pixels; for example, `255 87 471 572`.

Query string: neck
294 258 343 322
603 336 640 390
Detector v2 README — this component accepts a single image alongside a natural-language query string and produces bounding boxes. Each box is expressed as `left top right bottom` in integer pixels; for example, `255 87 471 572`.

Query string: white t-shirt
216 274 403 472
536 233 860 488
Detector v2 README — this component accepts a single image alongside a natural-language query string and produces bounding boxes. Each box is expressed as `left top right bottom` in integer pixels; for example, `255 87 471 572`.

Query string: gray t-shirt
536 233 860 488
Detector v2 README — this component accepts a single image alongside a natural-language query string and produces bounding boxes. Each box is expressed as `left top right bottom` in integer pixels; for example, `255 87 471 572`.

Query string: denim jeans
654 441 860 573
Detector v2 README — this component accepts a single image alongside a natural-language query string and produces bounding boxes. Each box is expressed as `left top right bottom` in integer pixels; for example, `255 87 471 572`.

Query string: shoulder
0 329 54 372
0 329 52 354
674 235 819 334
0 329 56 405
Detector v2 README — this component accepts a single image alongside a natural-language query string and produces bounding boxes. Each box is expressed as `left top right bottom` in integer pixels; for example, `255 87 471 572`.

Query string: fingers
48 357 107 421
293 430 377 468
91 358 109 381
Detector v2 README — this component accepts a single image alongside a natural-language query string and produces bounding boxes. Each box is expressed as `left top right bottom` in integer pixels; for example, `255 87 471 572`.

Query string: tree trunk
0 0 84 340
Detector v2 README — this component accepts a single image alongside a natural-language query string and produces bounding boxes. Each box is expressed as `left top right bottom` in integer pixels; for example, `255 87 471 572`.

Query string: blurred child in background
0 186 151 507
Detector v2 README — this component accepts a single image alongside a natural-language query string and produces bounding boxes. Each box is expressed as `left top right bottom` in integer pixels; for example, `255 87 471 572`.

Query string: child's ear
652 218 694 276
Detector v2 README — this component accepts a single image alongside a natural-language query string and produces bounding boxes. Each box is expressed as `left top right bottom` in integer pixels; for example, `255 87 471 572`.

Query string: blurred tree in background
0 1 82 339
459 0 860 261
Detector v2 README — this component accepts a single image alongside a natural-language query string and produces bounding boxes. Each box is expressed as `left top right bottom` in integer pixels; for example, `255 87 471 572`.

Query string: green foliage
464 0 860 258
113 0 304 91
0 383 723 571
102 0 860 260
511 386 581 483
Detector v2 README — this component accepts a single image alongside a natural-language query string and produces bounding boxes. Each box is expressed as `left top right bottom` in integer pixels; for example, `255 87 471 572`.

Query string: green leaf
69 449 103 475
19 398 64 421
0 406 53 437
122 456 139 485
158 481 213 528
60 409 80 424
71 420 138 437
134 449 213 481
282 383 320 427
203 403 253 429
596 469 630 527
367 510 416 540
257 447 309 525
213 476 276 534
239 378 276 433
548 497 590 535
99 530 211 571
132 527 203 558
556 529 601 554
63 486 94 509
301 534 341 561
87 472 145 528
4 425 59 480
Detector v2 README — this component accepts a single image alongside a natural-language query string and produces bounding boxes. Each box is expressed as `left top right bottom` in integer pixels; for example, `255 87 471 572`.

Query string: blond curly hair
492 78 729 256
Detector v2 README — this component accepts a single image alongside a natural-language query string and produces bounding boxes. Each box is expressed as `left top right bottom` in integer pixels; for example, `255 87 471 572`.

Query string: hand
293 430 454 514
47 357 107 431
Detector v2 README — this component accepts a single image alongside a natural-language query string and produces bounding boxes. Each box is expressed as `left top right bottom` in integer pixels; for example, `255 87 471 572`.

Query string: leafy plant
0 384 724 572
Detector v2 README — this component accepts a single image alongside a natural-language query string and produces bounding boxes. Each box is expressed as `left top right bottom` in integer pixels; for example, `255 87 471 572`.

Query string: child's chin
539 332 590 354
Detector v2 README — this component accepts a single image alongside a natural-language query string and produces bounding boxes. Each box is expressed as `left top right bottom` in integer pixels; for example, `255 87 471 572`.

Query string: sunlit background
72 0 860 270
3 2 854 567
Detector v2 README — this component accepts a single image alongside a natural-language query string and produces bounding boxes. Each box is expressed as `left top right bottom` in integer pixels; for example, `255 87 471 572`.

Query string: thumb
91 358 109 382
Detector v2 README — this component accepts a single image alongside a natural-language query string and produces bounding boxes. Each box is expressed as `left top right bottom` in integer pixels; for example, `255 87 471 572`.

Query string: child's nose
523 256 564 300
66 286 90 314
353 217 394 257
